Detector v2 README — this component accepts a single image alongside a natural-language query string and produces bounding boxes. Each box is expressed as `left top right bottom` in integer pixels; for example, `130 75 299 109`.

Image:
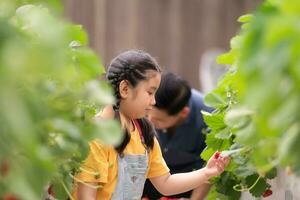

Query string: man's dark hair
155 72 191 115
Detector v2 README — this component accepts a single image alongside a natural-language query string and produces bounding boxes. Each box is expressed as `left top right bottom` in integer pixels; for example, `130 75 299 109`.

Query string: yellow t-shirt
72 124 169 200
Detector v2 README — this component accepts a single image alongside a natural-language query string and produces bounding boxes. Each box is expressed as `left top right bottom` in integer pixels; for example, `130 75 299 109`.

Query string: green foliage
202 0 300 198
0 1 121 199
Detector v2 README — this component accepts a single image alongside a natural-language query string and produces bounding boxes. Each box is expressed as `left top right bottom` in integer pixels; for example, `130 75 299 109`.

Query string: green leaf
51 118 81 139
234 165 257 177
205 133 231 152
278 123 300 165
215 127 232 139
85 81 114 106
265 167 277 179
217 51 235 65
238 14 253 23
204 92 227 108
94 119 122 146
246 175 269 197
202 111 226 131
201 148 215 161
206 186 228 200
225 108 254 129
67 24 88 46
220 148 243 157
230 36 242 49
71 47 105 77
216 172 241 200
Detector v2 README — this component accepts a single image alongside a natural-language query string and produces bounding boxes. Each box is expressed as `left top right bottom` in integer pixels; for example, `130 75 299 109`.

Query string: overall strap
133 119 150 153
133 119 145 144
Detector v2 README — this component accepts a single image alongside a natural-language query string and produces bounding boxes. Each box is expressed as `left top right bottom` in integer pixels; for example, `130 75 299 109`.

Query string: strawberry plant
0 1 121 199
202 0 300 199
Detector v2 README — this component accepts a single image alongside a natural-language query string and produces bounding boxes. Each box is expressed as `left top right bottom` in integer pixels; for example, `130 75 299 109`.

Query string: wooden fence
63 0 260 89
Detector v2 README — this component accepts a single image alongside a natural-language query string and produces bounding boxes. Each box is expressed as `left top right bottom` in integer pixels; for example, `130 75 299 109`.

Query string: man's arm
190 183 211 200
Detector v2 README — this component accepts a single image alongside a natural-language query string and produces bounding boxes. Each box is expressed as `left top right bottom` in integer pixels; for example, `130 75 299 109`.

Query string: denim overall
111 120 148 200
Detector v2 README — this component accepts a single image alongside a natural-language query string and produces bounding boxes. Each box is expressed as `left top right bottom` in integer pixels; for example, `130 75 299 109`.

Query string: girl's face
119 71 161 119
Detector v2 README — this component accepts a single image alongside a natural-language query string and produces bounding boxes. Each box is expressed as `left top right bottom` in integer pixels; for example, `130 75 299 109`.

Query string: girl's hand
203 151 230 179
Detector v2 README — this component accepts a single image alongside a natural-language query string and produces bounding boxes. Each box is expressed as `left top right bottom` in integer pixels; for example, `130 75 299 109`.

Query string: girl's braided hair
106 50 161 154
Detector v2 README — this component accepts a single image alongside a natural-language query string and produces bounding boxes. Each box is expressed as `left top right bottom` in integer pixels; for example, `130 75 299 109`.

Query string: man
143 72 214 200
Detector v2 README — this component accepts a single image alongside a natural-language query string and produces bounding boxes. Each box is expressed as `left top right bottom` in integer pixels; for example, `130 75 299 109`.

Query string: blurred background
63 0 261 91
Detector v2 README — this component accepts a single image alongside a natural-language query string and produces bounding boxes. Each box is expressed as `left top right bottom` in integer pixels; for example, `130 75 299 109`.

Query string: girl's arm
150 153 229 196
77 183 97 200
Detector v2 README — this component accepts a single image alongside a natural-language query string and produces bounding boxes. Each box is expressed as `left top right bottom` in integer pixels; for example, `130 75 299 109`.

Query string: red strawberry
0 159 9 176
3 194 20 200
214 151 221 159
47 184 55 196
262 189 273 198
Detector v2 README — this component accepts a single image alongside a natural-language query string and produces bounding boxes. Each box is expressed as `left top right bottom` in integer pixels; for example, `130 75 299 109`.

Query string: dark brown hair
106 50 161 154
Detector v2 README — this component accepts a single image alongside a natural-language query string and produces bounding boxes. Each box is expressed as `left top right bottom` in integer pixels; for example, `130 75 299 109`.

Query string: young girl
73 50 229 200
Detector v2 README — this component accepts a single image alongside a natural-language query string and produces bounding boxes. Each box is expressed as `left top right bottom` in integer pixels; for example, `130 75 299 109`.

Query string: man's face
147 107 182 129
